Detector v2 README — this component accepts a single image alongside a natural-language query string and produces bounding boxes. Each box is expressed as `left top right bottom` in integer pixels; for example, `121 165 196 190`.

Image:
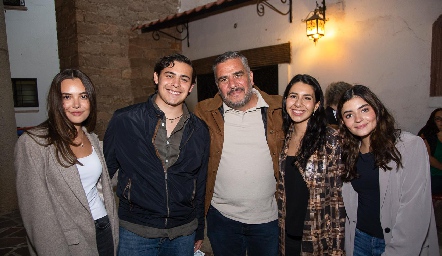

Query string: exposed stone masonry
54 0 181 138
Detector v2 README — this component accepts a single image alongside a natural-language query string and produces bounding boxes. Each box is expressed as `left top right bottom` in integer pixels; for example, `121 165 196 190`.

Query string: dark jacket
104 94 210 240
194 86 285 215
325 106 338 125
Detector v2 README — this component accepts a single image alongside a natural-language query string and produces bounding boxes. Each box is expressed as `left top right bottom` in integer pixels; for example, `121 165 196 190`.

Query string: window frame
11 78 39 108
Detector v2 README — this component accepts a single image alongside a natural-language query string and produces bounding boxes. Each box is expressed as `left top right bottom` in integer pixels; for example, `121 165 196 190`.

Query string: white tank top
76 146 107 220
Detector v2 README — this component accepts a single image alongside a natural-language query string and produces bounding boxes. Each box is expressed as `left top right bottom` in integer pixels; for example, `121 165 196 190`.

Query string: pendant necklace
76 132 84 147
165 114 183 123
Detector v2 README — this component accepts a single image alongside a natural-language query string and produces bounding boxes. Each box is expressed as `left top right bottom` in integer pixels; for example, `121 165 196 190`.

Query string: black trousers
95 215 114 256
285 233 302 256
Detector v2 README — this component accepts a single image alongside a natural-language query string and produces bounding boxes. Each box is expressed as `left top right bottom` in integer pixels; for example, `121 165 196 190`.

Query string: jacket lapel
49 137 90 211
379 166 392 211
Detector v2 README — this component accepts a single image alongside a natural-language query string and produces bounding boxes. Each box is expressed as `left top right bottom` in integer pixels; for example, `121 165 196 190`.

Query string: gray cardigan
342 132 439 256
15 127 119 256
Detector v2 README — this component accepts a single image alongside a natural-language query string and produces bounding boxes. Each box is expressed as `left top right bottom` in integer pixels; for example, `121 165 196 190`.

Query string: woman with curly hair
418 108 442 194
337 85 439 255
277 74 345 255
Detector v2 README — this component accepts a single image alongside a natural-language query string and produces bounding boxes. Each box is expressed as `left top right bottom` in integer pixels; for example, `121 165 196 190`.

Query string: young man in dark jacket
104 54 209 255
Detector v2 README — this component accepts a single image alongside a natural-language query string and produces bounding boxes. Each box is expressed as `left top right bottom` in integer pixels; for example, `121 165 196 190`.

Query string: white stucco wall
179 0 213 12
5 0 59 128
182 0 442 134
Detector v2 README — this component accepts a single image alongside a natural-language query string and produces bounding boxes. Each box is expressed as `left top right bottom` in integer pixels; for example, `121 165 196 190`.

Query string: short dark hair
212 51 251 84
325 81 352 107
153 53 196 89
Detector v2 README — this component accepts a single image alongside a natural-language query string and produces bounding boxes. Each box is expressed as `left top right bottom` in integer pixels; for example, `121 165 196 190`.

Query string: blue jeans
117 226 195 256
206 205 278 256
354 228 385 256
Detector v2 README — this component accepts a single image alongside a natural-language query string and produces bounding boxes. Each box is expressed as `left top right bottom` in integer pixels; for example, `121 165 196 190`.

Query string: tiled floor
1 206 441 256
0 210 213 256
0 210 29 256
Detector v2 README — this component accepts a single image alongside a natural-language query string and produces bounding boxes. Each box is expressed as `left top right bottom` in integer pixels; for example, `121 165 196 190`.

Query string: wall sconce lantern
302 0 326 44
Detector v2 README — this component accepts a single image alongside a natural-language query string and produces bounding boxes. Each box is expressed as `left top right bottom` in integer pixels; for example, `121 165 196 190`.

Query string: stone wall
54 0 181 138
0 3 19 214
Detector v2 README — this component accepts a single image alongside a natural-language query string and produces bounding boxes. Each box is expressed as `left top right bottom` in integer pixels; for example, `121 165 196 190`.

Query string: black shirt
351 152 384 239
285 156 309 237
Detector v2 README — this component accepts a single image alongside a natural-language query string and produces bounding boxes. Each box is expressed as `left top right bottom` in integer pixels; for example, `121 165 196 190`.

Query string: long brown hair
27 69 97 167
337 85 402 182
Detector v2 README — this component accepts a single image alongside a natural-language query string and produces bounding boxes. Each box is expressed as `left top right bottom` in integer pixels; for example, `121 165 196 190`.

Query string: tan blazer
343 132 439 256
15 127 119 256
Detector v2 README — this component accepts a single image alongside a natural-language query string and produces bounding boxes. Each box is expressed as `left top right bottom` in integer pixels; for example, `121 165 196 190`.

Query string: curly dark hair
153 53 196 90
337 85 402 182
27 69 97 167
282 74 327 169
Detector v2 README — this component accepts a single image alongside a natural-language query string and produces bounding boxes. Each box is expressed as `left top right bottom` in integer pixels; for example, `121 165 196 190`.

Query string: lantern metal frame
302 0 327 44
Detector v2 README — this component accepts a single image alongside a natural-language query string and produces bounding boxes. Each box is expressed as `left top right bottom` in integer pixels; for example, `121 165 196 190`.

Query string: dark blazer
15 127 119 256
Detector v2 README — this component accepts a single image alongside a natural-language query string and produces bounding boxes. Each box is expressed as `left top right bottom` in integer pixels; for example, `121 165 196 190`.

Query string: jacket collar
54 128 98 213
201 85 282 112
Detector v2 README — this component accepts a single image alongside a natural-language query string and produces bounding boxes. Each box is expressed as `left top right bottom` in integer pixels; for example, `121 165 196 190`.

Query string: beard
219 83 254 110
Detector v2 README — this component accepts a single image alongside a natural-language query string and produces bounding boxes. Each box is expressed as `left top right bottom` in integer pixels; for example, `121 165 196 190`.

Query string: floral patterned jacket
277 125 345 255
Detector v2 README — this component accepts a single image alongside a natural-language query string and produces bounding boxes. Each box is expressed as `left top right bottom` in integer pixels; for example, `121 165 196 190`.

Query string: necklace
165 114 183 123
75 131 85 147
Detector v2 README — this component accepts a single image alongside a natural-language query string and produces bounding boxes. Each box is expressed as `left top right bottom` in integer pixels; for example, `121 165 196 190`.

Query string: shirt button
162 123 165 126
165 159 169 163
167 141 169 144
384 228 391 233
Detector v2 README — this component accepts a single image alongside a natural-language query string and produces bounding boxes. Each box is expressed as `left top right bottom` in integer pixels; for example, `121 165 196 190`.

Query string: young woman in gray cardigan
337 85 439 256
15 69 118 256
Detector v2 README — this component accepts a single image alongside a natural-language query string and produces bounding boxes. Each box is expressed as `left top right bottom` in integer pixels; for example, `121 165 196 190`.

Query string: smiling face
215 58 254 111
285 82 320 129
61 78 90 127
154 61 194 109
341 96 377 142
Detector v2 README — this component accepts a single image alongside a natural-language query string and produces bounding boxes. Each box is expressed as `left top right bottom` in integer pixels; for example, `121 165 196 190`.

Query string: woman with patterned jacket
277 74 345 255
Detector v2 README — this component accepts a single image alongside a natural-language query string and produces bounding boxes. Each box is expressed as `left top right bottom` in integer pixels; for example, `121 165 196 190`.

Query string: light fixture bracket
256 0 293 23
150 22 189 47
